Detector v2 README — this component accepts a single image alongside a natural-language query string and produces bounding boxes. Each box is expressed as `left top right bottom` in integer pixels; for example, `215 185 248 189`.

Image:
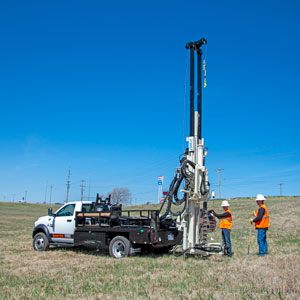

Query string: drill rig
160 38 222 257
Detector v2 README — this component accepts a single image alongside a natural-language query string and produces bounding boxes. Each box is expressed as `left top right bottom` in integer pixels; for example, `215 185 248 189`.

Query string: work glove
251 211 255 216
249 219 253 224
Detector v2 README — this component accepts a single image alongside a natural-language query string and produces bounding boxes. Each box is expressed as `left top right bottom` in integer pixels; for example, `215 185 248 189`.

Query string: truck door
52 203 76 244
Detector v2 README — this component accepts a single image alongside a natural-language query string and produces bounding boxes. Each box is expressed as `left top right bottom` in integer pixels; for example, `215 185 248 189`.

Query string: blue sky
0 0 299 204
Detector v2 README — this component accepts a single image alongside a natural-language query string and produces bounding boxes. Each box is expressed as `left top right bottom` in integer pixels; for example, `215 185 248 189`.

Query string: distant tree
111 187 132 205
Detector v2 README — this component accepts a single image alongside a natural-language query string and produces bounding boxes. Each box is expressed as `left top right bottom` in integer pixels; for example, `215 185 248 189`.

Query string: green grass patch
0 198 300 299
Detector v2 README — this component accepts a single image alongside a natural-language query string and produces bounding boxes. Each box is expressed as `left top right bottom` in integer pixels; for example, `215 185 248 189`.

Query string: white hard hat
256 194 266 201
221 200 230 207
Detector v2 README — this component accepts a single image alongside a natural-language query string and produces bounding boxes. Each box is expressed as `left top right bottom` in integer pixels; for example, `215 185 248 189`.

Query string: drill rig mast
160 38 222 257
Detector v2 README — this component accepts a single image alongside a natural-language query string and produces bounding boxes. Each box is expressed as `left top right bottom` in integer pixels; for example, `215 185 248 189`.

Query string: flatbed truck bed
74 209 182 258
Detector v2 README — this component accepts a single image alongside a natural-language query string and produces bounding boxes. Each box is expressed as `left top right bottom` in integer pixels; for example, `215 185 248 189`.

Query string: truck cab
33 201 92 250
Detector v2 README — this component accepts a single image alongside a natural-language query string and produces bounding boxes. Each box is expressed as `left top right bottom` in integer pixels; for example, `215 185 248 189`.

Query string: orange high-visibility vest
220 209 232 230
255 204 270 228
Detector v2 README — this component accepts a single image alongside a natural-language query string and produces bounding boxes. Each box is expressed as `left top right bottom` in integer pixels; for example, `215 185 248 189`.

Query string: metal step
49 242 75 247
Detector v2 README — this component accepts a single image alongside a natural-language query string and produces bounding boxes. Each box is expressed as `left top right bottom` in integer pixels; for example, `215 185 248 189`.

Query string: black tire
109 236 131 259
33 232 49 251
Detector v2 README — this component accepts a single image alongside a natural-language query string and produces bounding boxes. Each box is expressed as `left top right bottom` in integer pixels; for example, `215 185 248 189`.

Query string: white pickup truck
33 201 93 250
33 198 182 258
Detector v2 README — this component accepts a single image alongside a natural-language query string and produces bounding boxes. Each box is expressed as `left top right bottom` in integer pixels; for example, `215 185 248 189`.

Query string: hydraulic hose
200 171 210 196
181 159 195 179
171 173 186 205
159 175 177 220
160 154 211 221
160 156 194 221
173 245 190 257
169 196 187 217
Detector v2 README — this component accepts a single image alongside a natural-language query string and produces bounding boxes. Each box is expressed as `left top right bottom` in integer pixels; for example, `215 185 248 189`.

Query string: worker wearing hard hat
250 194 270 256
212 200 233 257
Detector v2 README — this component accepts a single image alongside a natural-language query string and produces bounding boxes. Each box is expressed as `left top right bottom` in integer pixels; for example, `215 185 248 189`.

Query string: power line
44 181 48 204
279 183 283 196
80 180 85 202
49 185 53 206
88 174 92 201
215 168 224 199
66 168 71 203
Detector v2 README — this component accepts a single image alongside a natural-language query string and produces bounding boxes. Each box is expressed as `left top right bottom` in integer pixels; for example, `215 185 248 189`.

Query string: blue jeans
257 229 268 255
221 228 231 255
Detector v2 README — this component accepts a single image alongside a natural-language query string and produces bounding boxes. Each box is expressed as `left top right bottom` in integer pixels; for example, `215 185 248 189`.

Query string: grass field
0 197 300 300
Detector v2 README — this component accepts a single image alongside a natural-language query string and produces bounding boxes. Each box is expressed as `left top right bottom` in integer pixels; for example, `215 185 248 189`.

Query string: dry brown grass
0 197 300 300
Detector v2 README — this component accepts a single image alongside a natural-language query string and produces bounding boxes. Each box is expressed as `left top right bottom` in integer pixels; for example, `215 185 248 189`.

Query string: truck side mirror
48 208 53 216
211 191 216 199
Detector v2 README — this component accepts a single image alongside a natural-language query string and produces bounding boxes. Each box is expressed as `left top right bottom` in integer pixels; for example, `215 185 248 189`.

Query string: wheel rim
112 240 126 258
35 236 45 250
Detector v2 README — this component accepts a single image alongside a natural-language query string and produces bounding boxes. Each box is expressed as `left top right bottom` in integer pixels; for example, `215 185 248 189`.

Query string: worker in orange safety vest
212 200 233 257
250 194 270 256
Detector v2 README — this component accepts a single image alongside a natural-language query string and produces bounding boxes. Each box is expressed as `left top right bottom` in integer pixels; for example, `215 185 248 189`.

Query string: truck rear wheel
109 236 131 258
33 232 49 251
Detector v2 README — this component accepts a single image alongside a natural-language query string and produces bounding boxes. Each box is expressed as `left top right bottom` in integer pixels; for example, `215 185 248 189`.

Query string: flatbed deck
74 209 182 257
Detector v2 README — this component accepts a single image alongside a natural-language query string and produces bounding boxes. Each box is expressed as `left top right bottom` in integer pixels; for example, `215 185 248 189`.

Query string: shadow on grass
47 245 186 259
49 245 108 257
47 245 224 261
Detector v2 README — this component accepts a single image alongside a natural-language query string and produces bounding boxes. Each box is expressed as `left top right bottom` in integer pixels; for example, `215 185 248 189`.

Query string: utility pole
44 181 48 204
66 168 71 203
279 183 283 197
80 180 85 202
215 169 224 200
49 185 53 206
25 190 28 203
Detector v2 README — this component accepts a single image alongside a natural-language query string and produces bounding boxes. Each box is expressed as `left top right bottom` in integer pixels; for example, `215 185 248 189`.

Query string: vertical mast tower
183 38 210 253
160 38 222 257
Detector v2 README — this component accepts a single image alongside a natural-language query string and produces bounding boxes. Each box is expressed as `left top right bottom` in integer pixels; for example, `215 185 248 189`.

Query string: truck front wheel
33 232 49 251
109 236 131 258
